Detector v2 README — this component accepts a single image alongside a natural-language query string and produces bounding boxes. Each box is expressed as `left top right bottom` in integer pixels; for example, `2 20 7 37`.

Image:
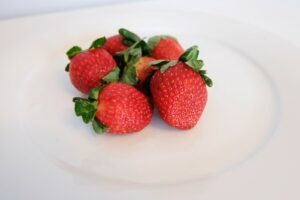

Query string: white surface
0 0 143 19
0 0 299 47
0 1 300 200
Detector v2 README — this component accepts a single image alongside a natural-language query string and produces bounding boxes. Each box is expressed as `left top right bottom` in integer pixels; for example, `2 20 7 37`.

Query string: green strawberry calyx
147 60 177 73
89 36 107 49
115 39 151 85
102 67 120 84
65 46 82 71
65 36 107 72
66 46 82 59
179 46 213 87
73 85 107 134
119 28 141 46
147 35 177 51
119 28 152 55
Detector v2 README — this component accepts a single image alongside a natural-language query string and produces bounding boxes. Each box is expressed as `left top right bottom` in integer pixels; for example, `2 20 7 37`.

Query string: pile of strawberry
65 28 212 134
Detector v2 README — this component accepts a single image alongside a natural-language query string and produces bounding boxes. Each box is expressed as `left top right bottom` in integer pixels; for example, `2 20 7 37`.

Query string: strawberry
73 82 153 134
149 46 212 129
148 35 184 60
65 37 119 94
102 35 128 55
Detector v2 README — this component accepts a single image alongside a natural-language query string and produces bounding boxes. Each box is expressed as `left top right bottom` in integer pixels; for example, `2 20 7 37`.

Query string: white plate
0 3 299 200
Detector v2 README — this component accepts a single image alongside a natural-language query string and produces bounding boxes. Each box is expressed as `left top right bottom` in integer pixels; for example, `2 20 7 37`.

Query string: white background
0 0 299 47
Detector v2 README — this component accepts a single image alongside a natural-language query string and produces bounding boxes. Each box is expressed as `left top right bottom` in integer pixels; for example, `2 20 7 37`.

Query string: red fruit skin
152 38 184 60
69 48 116 94
96 83 153 134
150 62 207 129
103 34 128 55
134 56 156 93
135 56 156 82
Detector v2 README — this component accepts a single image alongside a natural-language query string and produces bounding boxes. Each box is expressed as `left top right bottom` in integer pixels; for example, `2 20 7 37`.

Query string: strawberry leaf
121 65 138 85
66 46 82 59
148 60 177 73
199 69 206 75
201 74 213 87
147 60 169 66
73 86 110 134
119 28 141 45
88 85 105 101
179 46 213 87
179 45 199 62
160 60 178 73
89 36 106 49
123 39 134 46
92 119 107 134
124 47 142 65
118 39 151 63
73 97 98 123
117 40 152 85
130 39 151 55
148 35 177 50
65 63 70 72
102 67 120 84
185 59 203 72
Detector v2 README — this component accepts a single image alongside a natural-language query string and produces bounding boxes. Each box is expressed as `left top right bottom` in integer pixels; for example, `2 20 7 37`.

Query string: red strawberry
148 36 184 60
73 82 153 134
66 37 118 94
149 46 212 129
103 35 128 55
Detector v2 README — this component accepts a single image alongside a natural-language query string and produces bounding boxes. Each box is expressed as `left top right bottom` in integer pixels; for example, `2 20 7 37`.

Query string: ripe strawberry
73 82 153 134
148 35 184 60
149 46 212 129
102 35 128 55
65 37 119 94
